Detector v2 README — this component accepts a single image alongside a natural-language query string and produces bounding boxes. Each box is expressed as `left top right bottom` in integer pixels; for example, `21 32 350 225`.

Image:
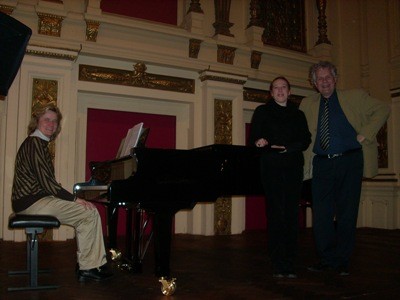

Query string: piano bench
7 213 61 292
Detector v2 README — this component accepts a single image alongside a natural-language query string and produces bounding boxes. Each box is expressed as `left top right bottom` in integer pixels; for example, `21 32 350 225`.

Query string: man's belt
316 148 362 159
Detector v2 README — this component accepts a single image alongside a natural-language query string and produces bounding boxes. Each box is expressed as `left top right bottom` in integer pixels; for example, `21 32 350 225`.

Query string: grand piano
74 144 264 295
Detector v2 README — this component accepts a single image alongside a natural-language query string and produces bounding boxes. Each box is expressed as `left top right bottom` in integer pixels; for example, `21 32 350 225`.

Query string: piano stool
7 213 61 292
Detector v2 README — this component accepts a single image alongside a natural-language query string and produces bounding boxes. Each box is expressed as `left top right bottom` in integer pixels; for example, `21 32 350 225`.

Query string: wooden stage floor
1 228 399 299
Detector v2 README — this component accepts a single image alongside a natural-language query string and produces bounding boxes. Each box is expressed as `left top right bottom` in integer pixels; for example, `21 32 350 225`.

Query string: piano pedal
109 248 122 261
159 277 177 296
113 257 143 274
118 262 134 272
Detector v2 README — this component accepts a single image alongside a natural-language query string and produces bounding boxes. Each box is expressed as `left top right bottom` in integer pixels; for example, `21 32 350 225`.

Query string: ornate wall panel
261 0 306 52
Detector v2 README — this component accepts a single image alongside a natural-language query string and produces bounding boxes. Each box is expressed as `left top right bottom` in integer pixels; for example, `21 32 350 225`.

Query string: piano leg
106 205 119 251
129 208 144 273
153 211 173 277
125 207 133 258
153 210 177 296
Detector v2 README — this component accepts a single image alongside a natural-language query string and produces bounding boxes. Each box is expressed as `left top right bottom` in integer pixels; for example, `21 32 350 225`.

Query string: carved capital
187 0 203 13
189 39 202 58
217 45 236 65
85 19 100 42
37 12 64 37
250 51 262 69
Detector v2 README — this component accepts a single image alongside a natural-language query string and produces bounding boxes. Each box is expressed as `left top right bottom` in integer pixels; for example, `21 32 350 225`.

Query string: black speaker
0 11 32 97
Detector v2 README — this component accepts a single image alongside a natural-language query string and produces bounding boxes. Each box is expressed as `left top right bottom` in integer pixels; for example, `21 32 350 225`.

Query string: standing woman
249 77 311 278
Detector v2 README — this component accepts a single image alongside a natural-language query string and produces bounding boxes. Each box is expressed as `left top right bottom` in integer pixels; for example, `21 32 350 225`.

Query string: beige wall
0 0 399 241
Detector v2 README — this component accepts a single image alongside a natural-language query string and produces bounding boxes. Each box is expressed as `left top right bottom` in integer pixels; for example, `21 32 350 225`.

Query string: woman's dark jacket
249 100 311 168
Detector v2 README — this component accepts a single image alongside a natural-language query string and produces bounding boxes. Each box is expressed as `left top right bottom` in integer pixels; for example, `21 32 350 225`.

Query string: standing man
300 61 390 275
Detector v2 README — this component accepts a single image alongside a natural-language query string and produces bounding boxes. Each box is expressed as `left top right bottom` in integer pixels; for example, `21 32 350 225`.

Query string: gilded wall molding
243 87 304 106
27 44 79 61
214 99 233 235
37 12 64 37
31 77 58 187
214 99 232 145
79 63 195 94
0 4 14 15
199 69 246 85
243 87 271 103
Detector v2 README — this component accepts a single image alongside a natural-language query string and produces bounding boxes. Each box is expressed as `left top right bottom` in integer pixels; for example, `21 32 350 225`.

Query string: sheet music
115 137 125 158
119 122 144 157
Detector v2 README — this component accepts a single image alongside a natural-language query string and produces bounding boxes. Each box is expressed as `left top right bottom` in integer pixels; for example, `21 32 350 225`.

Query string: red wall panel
86 108 176 236
101 0 178 25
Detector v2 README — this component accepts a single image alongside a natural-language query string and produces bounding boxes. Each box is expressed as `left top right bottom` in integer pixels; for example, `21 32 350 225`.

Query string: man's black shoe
337 266 350 276
78 267 113 282
307 262 332 272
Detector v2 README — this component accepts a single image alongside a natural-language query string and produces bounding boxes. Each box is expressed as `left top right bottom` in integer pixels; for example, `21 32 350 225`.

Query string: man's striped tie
320 98 330 151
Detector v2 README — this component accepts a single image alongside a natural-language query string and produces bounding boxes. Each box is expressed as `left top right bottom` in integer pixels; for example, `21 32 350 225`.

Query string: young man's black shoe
307 262 333 272
78 267 113 282
336 266 350 276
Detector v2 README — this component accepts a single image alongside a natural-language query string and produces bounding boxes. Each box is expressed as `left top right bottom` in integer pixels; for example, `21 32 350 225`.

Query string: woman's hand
255 138 268 147
356 134 365 143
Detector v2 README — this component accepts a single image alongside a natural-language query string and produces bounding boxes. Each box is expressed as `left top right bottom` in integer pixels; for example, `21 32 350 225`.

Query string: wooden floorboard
1 228 399 299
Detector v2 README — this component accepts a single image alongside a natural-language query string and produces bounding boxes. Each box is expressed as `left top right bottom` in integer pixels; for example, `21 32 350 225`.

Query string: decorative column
246 0 264 46
188 0 203 13
197 69 247 235
315 0 331 45
189 39 202 58
184 0 204 35
245 0 264 68
35 0 66 37
85 0 102 42
309 0 332 60
213 0 234 38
